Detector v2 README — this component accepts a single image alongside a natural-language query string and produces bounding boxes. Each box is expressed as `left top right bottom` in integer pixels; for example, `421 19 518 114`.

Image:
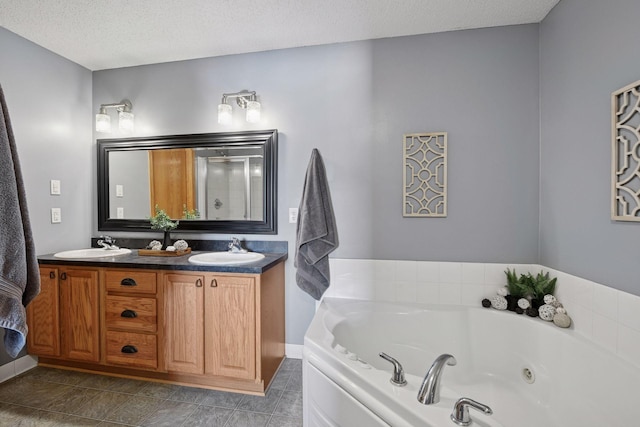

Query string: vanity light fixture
218 90 261 125
95 99 134 134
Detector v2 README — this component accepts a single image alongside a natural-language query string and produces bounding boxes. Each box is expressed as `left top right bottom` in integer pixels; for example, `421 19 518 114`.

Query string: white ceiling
0 0 560 71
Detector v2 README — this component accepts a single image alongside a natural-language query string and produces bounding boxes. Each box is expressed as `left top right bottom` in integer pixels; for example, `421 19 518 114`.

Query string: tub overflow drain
521 367 535 384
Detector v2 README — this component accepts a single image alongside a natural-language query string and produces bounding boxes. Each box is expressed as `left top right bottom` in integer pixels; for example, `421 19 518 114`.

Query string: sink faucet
97 235 119 250
228 237 247 253
417 354 457 405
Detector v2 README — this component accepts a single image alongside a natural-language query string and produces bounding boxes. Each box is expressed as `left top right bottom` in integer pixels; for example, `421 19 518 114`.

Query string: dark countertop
38 250 288 274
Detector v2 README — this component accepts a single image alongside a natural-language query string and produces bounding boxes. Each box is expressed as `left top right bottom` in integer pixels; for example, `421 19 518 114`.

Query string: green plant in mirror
182 204 201 220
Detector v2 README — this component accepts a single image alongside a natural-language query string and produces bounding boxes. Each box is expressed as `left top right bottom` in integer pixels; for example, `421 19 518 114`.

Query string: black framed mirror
97 129 277 233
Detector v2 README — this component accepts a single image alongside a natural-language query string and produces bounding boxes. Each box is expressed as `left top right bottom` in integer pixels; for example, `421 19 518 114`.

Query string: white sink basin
188 251 265 266
53 248 132 259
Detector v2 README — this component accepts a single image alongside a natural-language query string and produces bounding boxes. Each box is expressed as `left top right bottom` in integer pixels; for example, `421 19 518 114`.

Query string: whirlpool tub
303 298 638 427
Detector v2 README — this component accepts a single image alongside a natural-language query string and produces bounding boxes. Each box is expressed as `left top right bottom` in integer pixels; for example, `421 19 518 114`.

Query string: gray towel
0 84 40 358
295 149 339 300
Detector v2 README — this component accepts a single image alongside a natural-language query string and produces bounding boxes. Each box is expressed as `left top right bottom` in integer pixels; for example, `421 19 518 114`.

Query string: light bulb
96 113 111 133
246 100 261 123
218 103 232 125
118 111 135 134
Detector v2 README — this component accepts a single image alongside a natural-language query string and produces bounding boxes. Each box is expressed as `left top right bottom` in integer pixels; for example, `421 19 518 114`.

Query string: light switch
51 208 61 224
116 184 124 197
116 207 124 219
50 180 61 195
289 208 299 224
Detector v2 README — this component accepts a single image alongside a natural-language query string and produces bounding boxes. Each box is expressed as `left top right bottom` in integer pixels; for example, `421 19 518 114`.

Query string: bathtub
303 298 639 427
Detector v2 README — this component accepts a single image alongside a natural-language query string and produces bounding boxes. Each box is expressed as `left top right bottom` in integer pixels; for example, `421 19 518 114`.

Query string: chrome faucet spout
417 354 457 405
97 235 119 250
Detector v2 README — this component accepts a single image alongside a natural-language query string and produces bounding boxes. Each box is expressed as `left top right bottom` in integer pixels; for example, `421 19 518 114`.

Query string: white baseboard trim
0 354 38 383
285 344 303 359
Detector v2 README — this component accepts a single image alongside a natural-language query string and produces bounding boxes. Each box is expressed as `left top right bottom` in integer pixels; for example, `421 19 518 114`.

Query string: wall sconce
96 99 134 133
218 90 261 125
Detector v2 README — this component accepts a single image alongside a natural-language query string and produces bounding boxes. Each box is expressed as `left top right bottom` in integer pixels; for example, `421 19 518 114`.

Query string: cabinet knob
121 278 137 287
210 279 218 287
49 271 56 279
195 279 203 288
60 272 67 280
121 345 138 354
120 309 137 318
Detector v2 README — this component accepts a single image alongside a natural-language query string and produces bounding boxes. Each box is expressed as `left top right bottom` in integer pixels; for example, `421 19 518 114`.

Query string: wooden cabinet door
204 275 256 379
26 267 60 356
164 273 204 374
59 268 100 362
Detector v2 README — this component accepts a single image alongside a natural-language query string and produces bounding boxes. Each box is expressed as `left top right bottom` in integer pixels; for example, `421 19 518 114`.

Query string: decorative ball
515 307 524 315
497 287 509 297
517 298 530 309
166 246 176 251
506 295 518 311
174 240 188 251
526 307 539 317
543 294 557 305
556 306 567 315
538 304 556 321
490 295 508 310
550 300 562 308
481 298 492 308
553 313 572 328
147 240 162 250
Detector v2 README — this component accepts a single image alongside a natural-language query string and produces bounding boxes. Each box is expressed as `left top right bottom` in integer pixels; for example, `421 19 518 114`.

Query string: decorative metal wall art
612 80 640 221
403 132 447 217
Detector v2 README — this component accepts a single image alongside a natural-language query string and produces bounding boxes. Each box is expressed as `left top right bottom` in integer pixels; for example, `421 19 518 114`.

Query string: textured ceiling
0 0 560 71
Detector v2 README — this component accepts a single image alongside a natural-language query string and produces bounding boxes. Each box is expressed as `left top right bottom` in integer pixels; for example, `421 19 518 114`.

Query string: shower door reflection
197 155 263 220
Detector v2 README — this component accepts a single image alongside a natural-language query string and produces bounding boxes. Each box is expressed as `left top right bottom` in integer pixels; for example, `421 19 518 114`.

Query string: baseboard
285 344 303 359
0 354 37 383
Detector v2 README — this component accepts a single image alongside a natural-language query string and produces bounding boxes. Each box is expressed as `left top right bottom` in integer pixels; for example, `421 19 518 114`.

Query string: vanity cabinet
29 258 285 395
27 266 100 362
164 273 256 379
103 269 159 370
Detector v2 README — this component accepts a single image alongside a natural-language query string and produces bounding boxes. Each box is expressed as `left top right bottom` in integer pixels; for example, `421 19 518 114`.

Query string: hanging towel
295 149 339 300
0 84 40 358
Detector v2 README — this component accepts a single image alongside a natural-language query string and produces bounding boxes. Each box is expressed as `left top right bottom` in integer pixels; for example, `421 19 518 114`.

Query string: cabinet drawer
105 271 156 294
105 295 157 333
106 331 157 369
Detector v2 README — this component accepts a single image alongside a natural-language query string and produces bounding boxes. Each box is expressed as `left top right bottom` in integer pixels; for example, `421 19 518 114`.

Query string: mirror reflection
98 130 277 233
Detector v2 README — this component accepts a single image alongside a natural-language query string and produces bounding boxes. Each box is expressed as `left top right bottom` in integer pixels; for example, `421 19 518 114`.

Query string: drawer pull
49 271 56 279
120 309 138 318
210 278 218 287
60 272 67 280
196 279 203 288
121 345 138 354
121 278 137 287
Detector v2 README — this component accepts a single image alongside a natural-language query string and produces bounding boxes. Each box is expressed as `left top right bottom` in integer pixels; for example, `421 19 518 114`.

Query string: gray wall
0 27 92 363
539 0 640 295
93 24 540 345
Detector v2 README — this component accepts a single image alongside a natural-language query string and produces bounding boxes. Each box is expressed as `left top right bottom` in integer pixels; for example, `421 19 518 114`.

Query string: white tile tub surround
326 259 640 370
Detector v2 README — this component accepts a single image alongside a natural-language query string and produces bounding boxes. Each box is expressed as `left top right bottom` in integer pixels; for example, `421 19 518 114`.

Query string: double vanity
28 241 287 395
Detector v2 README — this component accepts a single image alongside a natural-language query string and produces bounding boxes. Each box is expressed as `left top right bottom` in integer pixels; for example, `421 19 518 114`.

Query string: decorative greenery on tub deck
481 268 571 329
505 268 557 299
150 204 179 231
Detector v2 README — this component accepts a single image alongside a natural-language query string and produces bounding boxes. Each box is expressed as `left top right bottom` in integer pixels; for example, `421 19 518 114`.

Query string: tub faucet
417 354 457 405
97 235 119 250
450 397 493 426
379 352 407 386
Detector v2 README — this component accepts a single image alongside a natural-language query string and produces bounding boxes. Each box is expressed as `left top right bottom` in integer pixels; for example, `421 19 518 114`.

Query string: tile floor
0 358 302 427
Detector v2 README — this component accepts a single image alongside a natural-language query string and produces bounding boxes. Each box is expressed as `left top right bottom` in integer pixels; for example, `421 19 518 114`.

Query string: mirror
98 129 277 233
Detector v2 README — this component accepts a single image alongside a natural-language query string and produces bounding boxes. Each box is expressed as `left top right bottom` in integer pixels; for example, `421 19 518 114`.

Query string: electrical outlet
116 184 124 197
50 180 61 195
289 208 299 224
51 208 61 224
116 207 124 218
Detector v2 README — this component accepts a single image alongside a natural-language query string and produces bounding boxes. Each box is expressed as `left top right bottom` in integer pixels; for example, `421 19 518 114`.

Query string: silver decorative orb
538 304 556 321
